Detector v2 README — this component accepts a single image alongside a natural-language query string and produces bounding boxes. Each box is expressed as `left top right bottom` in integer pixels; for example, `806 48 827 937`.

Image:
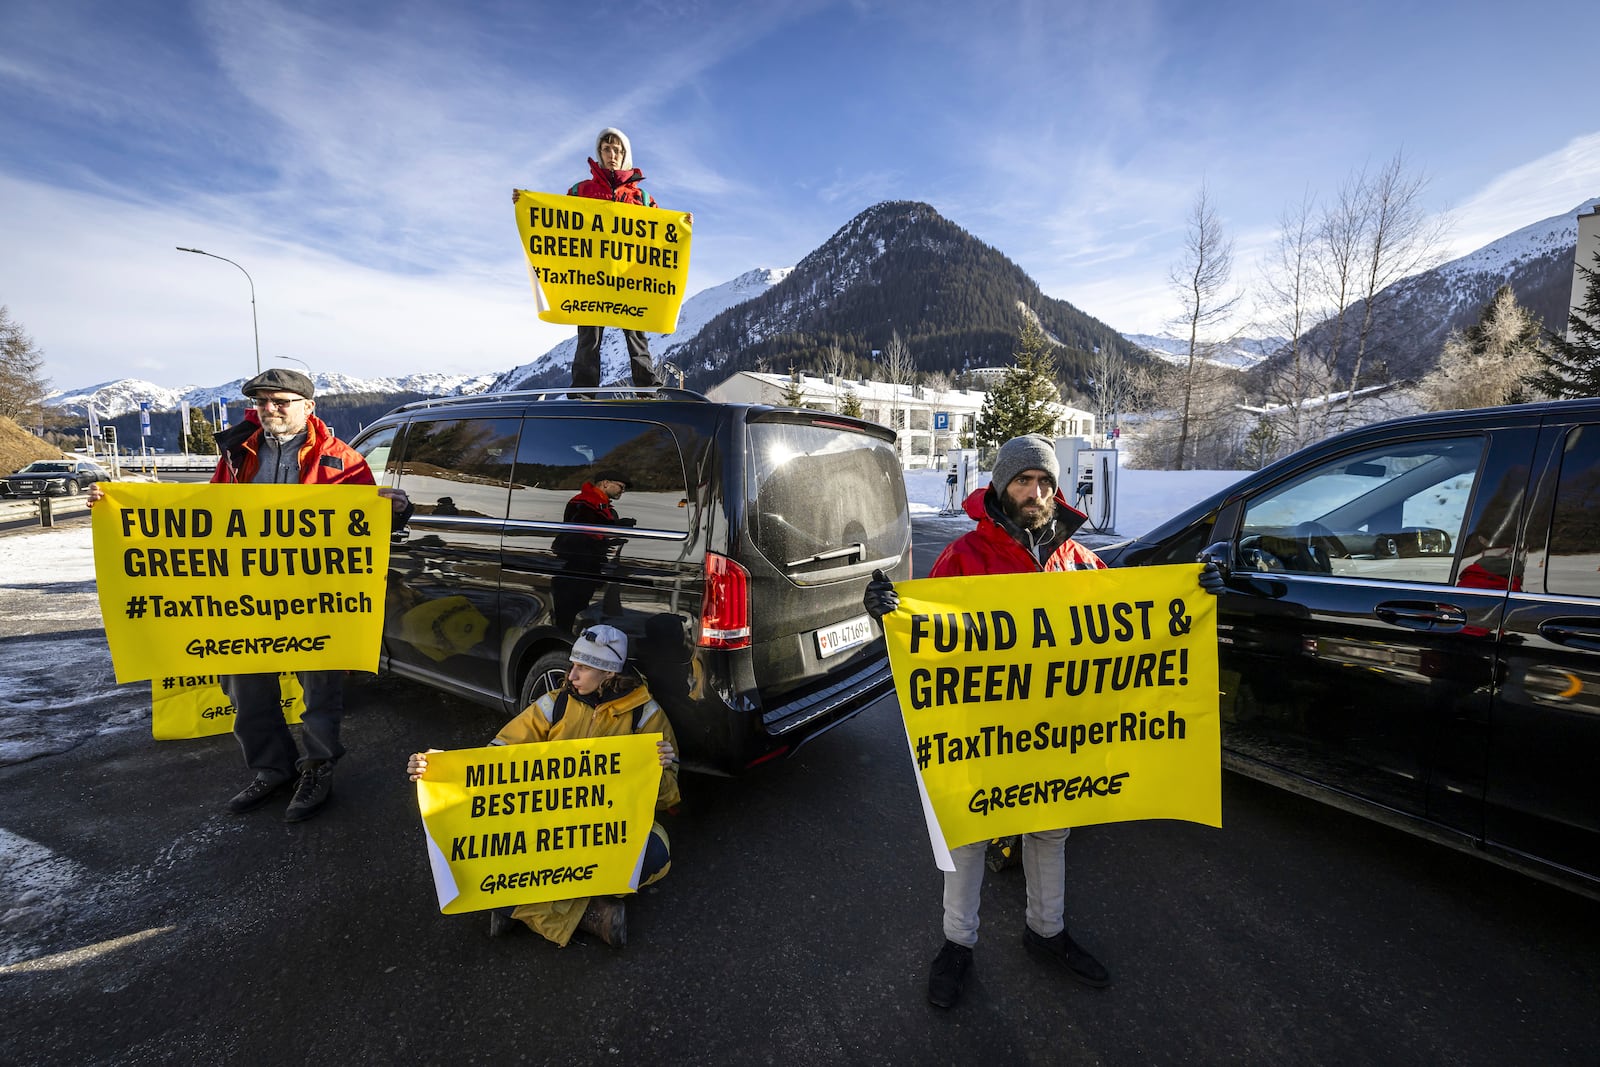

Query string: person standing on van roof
91 367 412 823
863 433 1224 1009
515 127 692 390
406 624 679 948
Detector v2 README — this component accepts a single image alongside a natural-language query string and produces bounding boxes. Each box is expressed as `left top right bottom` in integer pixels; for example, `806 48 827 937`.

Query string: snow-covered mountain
1285 196 1598 382
488 267 793 391
46 372 498 417
1121 333 1287 371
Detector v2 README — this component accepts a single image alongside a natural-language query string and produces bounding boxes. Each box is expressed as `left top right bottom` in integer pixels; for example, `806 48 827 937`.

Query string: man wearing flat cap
211 368 409 821
863 433 1223 1009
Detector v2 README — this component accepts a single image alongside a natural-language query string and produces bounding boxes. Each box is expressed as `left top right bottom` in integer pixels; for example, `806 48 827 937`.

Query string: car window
394 417 522 519
1543 424 1600 597
746 419 907 573
507 417 689 537
1239 437 1484 582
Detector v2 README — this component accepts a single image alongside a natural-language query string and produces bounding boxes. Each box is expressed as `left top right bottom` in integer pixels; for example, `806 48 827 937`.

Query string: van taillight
699 552 751 649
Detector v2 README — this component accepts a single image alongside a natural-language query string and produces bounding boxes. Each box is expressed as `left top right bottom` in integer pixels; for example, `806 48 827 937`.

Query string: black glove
863 568 899 619
616 517 638 527
1199 561 1226 595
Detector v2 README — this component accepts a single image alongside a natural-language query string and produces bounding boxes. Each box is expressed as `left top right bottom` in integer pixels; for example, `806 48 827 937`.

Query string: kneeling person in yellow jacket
407 624 679 947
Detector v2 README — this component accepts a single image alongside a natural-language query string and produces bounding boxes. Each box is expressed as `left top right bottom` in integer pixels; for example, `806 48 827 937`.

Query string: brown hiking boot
577 897 627 948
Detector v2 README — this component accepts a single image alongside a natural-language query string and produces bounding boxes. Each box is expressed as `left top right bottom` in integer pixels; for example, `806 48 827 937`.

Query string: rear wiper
785 542 864 568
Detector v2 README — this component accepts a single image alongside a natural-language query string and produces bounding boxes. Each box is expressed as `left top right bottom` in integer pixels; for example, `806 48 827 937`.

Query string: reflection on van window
1545 424 1600 597
747 421 907 572
1239 438 1483 582
355 425 399 477
397 418 521 518
509 417 689 535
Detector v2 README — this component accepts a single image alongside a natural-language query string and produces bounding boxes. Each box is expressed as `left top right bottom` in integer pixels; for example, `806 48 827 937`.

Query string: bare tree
821 343 850 411
1307 172 1370 436
1168 184 1241 468
1256 191 1332 458
1418 284 1548 410
1346 151 1451 407
1089 342 1136 443
882 331 916 457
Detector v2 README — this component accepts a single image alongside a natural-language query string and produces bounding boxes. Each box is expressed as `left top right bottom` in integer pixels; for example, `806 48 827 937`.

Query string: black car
349 387 913 774
3 459 111 497
1100 398 1600 898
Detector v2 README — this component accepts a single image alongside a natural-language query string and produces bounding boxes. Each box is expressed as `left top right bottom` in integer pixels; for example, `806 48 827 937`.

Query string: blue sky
3 0 1598 392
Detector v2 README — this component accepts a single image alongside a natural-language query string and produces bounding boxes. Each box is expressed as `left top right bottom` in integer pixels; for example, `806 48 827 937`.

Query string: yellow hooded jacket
493 677 679 945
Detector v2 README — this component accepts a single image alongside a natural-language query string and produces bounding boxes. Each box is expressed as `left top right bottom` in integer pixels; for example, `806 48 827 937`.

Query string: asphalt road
1 515 1596 1065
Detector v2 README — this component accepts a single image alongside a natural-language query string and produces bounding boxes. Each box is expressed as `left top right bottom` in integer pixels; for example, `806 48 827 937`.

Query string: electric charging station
1068 447 1120 534
944 448 981 514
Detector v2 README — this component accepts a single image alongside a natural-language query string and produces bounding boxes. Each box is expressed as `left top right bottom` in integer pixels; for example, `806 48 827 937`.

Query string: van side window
1544 424 1600 597
1238 438 1483 582
508 418 689 536
354 424 400 479
395 417 522 518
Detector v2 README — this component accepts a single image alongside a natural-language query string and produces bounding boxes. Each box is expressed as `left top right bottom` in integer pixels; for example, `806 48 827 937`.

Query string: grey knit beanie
992 434 1059 493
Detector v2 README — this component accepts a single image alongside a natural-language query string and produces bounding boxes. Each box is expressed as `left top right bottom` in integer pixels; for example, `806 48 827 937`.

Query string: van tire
518 649 572 710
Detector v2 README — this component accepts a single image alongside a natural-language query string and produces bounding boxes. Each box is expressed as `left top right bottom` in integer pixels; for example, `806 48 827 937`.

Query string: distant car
1099 398 1600 899
2 459 111 498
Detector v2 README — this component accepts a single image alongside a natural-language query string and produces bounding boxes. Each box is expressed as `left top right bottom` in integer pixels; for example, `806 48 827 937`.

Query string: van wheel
518 650 571 709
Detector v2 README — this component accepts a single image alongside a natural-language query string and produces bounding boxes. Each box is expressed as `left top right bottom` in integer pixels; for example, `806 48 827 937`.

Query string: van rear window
747 422 907 572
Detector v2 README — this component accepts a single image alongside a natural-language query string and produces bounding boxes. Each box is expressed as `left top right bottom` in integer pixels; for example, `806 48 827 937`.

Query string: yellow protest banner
883 564 1220 854
92 483 391 683
149 673 304 740
415 735 663 914
514 190 692 333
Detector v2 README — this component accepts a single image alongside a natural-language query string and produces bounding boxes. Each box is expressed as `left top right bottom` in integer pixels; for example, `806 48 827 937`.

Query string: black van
349 388 912 774
1100 397 1600 898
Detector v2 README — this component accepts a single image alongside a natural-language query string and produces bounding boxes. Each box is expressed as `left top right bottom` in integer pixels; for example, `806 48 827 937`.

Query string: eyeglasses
252 396 303 409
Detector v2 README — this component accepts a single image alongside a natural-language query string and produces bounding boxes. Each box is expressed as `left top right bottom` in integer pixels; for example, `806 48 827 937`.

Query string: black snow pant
572 326 660 388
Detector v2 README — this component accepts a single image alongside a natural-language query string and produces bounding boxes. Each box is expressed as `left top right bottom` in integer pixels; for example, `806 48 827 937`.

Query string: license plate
815 614 872 659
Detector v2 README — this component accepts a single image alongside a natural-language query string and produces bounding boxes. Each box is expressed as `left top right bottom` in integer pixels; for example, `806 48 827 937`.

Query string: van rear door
738 412 911 707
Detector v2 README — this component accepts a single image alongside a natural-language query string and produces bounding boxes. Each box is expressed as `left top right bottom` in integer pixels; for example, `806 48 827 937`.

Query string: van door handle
1538 619 1600 652
1375 600 1466 629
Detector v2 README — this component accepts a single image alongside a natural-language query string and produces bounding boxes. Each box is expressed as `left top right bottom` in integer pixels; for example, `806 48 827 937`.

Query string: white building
705 370 1096 469
1573 202 1600 340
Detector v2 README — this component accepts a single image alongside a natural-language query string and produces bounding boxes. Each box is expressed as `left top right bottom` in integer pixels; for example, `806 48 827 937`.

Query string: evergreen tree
778 370 810 408
839 389 863 417
0 305 49 422
189 410 220 455
1532 250 1600 399
974 312 1059 448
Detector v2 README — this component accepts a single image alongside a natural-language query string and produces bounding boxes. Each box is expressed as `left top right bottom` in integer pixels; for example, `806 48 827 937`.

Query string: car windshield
19 462 72 474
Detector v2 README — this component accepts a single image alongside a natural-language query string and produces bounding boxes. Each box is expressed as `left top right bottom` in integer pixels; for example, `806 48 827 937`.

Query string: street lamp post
177 247 260 375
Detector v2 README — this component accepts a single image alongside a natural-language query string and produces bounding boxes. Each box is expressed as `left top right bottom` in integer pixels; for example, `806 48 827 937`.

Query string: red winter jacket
930 485 1105 578
568 159 657 207
211 410 375 486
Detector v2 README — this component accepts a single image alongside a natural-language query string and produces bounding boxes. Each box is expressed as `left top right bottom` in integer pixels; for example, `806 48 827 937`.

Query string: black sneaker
927 939 973 1009
284 761 334 823
226 775 290 814
1024 926 1111 988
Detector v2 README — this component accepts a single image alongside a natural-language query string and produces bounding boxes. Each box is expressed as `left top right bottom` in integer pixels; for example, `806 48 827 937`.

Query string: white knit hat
571 624 627 673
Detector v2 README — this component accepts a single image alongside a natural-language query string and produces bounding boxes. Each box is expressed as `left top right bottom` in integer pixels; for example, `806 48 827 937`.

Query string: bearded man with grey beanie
862 433 1224 1008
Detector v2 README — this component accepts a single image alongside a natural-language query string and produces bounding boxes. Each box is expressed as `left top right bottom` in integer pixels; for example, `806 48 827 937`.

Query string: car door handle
1375 600 1466 629
1538 619 1600 652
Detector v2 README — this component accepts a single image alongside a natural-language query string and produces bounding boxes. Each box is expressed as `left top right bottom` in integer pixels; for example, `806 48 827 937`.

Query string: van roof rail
389 386 711 413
